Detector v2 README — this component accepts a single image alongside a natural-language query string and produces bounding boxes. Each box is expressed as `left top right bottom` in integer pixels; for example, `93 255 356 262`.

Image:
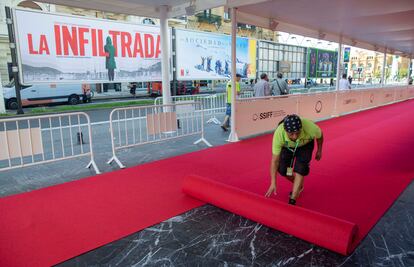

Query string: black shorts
278 140 315 177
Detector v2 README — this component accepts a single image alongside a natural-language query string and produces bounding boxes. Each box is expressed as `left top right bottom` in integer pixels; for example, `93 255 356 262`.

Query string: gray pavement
0 111 229 197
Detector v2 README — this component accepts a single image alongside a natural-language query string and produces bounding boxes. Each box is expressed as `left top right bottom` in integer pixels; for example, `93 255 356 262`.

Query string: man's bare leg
291 172 304 200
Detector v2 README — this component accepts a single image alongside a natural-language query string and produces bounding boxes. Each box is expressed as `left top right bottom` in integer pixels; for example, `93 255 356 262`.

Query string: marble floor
57 183 414 267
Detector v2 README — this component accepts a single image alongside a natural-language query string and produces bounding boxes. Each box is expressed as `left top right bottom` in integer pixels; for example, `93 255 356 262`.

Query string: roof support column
381 50 387 87
160 5 172 105
335 36 343 91
228 7 239 142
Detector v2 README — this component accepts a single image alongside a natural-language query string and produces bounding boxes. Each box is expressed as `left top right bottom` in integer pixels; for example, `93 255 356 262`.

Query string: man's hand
315 149 322 161
265 183 277 197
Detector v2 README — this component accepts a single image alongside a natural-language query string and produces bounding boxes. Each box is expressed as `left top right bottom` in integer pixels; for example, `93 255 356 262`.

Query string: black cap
283 114 302 133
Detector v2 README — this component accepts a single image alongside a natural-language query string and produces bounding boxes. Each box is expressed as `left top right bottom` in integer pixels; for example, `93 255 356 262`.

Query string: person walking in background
254 73 271 97
250 79 256 90
273 73 289 95
128 82 137 98
104 36 116 81
221 74 241 131
348 76 353 85
339 74 351 90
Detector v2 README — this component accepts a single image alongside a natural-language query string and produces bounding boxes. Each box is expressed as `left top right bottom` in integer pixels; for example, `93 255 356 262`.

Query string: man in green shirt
265 114 324 205
221 74 241 131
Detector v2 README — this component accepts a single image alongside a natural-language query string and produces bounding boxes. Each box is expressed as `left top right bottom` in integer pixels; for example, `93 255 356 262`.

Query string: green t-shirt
226 81 241 103
272 118 322 155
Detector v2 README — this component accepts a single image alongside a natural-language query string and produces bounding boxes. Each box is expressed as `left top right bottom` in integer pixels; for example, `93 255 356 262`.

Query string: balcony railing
238 23 256 31
195 12 222 26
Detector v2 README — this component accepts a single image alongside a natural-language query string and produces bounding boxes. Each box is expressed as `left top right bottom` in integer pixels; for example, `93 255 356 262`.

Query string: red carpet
1 100 414 266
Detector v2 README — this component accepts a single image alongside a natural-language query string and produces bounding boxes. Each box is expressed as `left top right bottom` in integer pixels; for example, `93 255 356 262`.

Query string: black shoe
288 198 296 205
221 125 228 131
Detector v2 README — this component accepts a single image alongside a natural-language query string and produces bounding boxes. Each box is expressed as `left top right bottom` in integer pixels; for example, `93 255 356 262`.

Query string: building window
223 8 230 20
143 18 155 25
258 42 306 79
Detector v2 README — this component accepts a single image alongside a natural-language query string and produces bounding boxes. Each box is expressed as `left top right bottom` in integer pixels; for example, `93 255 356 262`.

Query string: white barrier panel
147 112 177 135
235 86 413 139
235 95 298 138
336 90 363 115
108 102 212 169
380 88 396 105
297 92 336 121
0 112 100 173
408 86 414 98
361 89 382 110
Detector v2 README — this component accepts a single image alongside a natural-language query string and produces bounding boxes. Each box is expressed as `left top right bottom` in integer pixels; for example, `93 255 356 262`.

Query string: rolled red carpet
182 175 358 255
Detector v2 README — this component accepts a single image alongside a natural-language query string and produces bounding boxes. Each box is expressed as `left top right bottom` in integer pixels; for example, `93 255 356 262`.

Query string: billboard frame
12 7 171 85
306 47 338 79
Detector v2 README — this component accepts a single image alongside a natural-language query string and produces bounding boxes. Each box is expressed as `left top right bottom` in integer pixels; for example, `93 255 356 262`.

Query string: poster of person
308 48 317 78
307 48 337 78
343 47 351 63
175 29 257 80
13 8 167 84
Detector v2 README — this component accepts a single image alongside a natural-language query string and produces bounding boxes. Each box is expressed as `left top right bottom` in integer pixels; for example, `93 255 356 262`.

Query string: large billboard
13 9 166 84
307 48 337 78
175 29 257 80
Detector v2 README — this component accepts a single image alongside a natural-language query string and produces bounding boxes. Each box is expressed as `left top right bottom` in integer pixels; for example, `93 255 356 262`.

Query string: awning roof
35 0 414 57
229 0 414 56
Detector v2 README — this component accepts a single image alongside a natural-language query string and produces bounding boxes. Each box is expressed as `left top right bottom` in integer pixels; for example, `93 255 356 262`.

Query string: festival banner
13 8 167 84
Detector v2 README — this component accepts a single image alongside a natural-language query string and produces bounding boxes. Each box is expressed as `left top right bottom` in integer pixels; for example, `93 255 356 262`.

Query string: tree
398 68 408 79
374 69 382 79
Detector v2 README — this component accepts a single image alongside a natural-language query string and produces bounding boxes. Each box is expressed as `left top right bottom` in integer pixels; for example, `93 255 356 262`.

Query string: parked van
3 80 91 109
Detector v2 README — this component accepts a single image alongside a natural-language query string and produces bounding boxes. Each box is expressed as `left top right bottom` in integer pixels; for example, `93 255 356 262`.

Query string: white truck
3 80 91 109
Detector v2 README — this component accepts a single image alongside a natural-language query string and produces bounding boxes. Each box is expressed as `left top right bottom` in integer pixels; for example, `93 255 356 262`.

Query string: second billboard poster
175 29 257 80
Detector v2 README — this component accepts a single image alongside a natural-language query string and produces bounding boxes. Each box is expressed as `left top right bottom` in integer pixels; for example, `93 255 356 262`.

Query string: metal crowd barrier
154 93 227 125
238 90 254 98
154 91 255 125
0 112 100 174
107 102 212 169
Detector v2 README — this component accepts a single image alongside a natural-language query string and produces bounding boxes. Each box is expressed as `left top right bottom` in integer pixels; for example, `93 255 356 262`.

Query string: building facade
347 48 411 84
0 3 277 86
1 2 408 91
